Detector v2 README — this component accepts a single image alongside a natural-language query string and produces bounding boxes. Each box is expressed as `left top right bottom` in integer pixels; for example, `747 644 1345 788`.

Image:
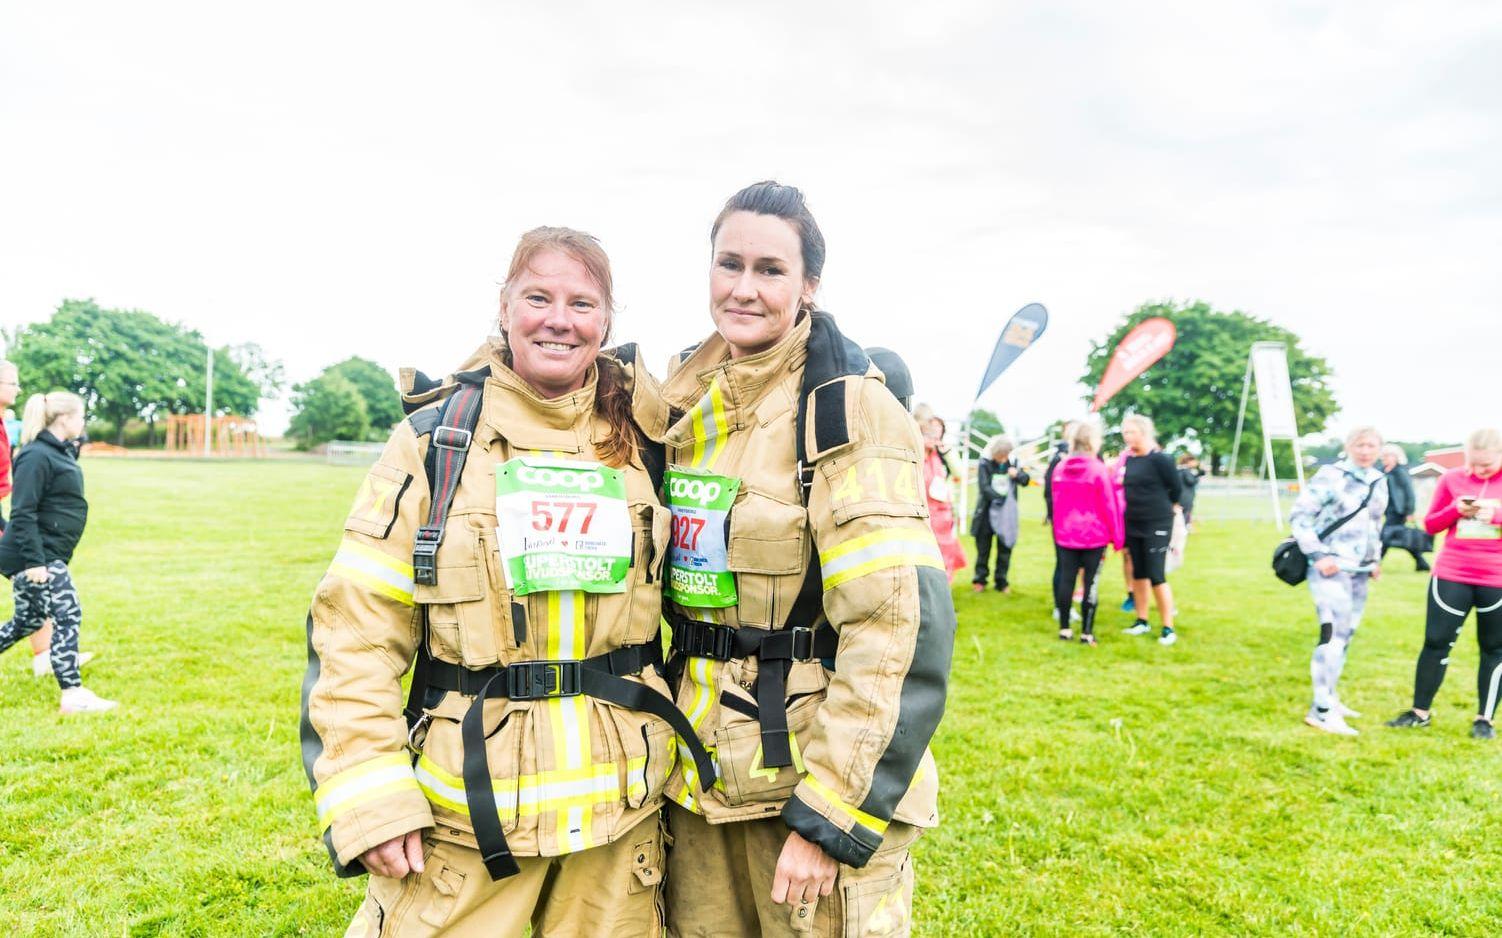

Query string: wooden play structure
163 414 265 457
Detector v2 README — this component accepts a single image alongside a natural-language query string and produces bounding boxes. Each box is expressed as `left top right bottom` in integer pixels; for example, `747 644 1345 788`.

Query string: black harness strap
669 615 838 768
413 384 485 586
442 639 718 881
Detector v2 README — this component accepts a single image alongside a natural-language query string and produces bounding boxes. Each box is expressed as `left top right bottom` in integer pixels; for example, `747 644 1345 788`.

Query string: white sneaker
59 686 118 714
1334 701 1361 719
1123 623 1151 635
1304 710 1358 736
31 650 94 677
1158 628 1178 646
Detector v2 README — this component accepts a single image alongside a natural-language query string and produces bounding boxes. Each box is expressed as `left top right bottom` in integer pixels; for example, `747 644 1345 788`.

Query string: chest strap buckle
413 526 442 586
505 660 582 700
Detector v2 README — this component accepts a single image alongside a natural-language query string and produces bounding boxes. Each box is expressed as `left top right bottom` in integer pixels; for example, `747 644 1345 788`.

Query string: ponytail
20 391 84 446
593 356 638 469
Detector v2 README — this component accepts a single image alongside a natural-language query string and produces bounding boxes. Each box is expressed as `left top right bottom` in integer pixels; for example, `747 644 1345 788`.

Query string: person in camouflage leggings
0 560 84 689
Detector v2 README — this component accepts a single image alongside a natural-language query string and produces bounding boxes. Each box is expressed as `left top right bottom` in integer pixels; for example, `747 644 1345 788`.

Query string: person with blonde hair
1117 414 1183 644
1289 425 1388 736
971 434 1030 593
1048 421 1122 644
1388 428 1502 737
0 391 114 713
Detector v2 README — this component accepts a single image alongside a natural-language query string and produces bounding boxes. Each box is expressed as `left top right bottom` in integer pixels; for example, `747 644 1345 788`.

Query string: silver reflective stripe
820 537 942 581
332 547 415 596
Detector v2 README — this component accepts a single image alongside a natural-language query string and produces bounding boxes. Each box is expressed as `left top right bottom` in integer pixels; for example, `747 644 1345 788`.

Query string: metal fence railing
325 441 385 466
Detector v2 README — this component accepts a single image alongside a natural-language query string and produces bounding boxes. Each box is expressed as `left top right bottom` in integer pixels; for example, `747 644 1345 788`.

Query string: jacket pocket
605 703 678 810
714 691 823 807
416 706 526 837
726 490 809 628
412 522 513 668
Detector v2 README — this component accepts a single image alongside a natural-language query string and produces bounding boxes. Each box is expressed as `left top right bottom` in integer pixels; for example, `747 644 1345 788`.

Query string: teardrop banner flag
1091 316 1177 411
975 302 1049 402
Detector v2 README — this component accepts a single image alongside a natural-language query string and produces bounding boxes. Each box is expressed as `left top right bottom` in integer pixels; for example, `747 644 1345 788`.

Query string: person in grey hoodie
971 436 1030 593
1288 425 1388 737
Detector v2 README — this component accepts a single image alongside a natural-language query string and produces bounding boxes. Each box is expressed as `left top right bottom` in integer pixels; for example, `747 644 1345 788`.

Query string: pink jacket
1050 453 1124 551
1425 467 1502 588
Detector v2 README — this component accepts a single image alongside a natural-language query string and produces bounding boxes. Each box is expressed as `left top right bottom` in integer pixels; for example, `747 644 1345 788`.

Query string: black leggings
1412 577 1502 719
1054 546 1104 635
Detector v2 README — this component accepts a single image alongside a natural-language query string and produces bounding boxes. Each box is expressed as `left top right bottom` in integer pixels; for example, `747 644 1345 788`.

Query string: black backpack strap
1316 475 1384 541
795 311 870 505
412 383 486 586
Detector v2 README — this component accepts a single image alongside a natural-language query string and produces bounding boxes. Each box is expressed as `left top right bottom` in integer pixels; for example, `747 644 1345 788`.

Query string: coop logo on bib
668 476 723 507
495 456 631 595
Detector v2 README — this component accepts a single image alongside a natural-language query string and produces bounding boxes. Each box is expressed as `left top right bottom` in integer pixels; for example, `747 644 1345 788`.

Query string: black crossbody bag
1272 476 1382 586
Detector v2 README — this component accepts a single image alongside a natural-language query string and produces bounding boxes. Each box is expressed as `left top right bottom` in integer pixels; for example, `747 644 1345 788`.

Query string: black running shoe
1385 710 1431 728
1472 720 1495 740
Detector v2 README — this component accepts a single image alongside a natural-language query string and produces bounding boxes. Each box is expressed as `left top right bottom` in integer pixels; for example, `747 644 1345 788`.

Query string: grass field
1 459 1499 936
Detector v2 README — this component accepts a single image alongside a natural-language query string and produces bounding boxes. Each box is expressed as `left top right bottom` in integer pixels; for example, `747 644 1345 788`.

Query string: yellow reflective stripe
802 774 889 836
702 379 729 471
543 589 591 851
329 538 416 606
819 528 944 590
415 754 625 819
315 753 419 830
672 653 718 813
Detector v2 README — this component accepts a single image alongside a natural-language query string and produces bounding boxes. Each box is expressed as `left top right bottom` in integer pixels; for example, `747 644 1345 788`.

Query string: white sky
2 1 1498 441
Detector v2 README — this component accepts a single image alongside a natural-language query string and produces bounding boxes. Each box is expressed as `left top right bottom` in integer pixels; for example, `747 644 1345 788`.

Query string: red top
1424 467 1502 588
0 418 11 500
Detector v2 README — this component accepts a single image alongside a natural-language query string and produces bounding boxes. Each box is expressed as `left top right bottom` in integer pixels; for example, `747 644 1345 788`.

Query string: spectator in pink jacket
1050 422 1123 645
1387 428 1502 738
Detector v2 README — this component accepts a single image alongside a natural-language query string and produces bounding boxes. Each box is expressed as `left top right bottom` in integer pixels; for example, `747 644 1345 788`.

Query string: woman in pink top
1387 428 1502 738
916 406 968 580
1050 422 1123 645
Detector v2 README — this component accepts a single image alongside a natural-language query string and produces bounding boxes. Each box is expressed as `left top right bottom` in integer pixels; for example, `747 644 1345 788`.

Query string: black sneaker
1385 710 1431 728
1472 719 1495 740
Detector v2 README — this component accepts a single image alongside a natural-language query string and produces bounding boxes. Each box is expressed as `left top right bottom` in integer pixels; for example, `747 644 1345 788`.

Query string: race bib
663 467 740 608
494 457 631 595
928 475 952 503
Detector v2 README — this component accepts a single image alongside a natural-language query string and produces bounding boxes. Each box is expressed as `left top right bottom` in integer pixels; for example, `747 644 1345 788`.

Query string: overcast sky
2 1 1497 442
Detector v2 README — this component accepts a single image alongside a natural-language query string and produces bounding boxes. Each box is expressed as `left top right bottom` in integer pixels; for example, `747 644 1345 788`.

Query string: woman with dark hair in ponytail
303 227 701 935
658 181 956 936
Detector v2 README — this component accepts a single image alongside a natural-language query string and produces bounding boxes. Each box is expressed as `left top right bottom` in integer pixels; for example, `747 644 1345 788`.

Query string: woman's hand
771 831 838 906
360 829 426 879
24 566 49 584
1314 556 1340 577
1457 498 1481 519
1479 505 1496 524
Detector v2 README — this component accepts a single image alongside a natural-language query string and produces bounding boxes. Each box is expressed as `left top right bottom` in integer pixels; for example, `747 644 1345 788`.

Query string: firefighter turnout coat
659 312 957 869
300 341 684 875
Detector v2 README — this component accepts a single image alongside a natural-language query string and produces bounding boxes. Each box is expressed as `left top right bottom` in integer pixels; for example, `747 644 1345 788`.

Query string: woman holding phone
1387 428 1502 737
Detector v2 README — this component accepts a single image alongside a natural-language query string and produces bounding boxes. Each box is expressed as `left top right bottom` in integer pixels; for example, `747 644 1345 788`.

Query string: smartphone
1459 495 1478 507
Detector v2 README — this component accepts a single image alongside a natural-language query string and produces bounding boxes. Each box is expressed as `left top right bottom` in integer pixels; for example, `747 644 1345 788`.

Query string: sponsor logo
668 476 722 507
516 464 606 491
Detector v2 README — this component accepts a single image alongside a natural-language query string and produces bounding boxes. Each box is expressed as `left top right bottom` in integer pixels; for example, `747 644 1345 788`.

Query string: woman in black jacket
0 392 114 713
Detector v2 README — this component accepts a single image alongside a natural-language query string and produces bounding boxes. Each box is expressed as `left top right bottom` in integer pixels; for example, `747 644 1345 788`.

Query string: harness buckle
432 427 473 451
413 526 442 586
789 626 815 661
676 621 734 660
506 660 582 700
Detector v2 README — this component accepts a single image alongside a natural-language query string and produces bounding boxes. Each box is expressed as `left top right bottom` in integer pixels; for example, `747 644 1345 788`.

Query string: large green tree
323 357 402 437
1081 301 1338 474
287 374 369 449
5 299 275 444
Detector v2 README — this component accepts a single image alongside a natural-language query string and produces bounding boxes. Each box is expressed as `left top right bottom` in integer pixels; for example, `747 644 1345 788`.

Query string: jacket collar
37 428 77 458
661 314 811 434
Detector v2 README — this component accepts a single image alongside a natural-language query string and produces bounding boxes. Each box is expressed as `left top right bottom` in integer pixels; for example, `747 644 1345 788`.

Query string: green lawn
1 460 1496 935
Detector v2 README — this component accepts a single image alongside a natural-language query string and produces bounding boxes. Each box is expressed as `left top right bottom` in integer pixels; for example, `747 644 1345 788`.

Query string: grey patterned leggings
0 561 83 689
1308 568 1371 713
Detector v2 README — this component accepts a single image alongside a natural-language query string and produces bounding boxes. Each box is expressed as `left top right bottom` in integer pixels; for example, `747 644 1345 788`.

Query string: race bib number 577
495 457 631 595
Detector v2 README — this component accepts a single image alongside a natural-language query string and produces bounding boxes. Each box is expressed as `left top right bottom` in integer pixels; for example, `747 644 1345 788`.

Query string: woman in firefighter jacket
659 181 957 937
301 227 711 936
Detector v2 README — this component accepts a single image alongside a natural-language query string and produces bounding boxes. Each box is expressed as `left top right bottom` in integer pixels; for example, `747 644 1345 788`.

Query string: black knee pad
1317 622 1333 646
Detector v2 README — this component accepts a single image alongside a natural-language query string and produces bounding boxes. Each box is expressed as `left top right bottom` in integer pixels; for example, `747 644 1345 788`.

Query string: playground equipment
163 414 265 457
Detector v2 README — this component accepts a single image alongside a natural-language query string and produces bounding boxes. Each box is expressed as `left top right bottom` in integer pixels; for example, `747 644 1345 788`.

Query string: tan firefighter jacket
659 312 957 869
300 340 682 874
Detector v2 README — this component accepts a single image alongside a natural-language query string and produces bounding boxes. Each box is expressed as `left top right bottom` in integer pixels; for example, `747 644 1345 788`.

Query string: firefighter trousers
663 805 918 937
345 813 665 937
